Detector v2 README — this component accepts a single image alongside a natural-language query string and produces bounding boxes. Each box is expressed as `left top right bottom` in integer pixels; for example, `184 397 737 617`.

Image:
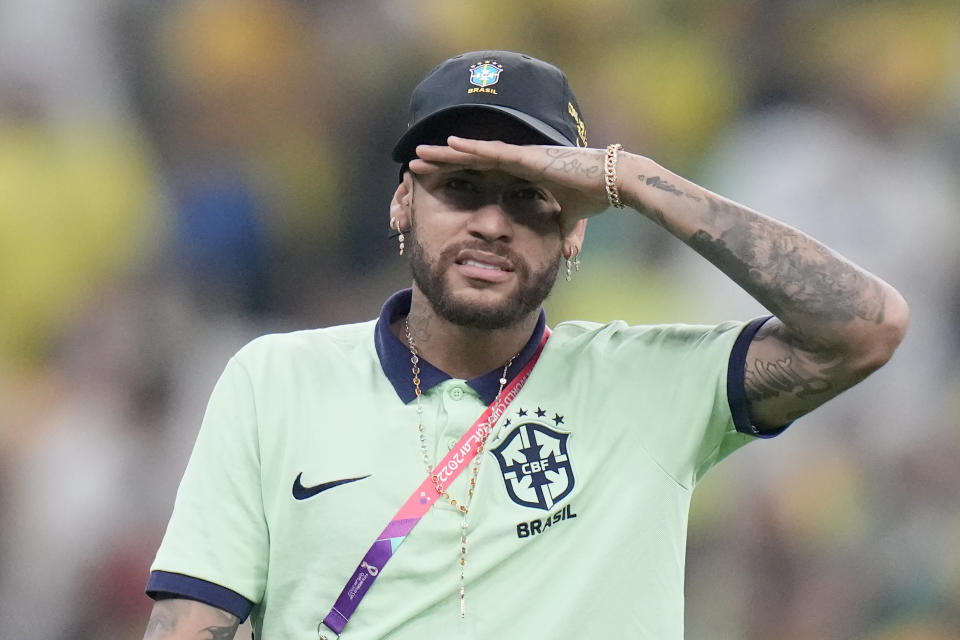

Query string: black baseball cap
392 50 588 163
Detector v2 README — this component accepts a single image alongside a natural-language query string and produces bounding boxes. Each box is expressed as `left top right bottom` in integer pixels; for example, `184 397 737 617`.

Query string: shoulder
231 319 378 372
550 318 747 352
543 319 751 384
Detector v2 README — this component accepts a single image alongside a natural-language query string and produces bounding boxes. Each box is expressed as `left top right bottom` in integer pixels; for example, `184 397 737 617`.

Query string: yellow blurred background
1 1 958 638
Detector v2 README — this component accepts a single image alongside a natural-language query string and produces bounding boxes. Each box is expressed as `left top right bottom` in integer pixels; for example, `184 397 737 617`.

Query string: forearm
617 153 908 359
411 137 908 427
143 599 240 640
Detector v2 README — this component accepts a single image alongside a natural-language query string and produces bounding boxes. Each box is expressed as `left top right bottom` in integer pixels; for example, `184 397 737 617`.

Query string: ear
561 218 588 260
389 174 414 230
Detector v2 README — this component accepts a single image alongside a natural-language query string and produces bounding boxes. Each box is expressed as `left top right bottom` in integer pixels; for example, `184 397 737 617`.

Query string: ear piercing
565 246 581 282
391 217 405 256
390 218 405 256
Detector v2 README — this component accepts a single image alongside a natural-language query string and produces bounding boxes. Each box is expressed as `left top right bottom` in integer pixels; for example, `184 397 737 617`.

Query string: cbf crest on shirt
490 407 574 511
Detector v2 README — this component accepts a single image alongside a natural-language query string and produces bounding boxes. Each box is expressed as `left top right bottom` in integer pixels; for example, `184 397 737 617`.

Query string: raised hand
411 137 612 232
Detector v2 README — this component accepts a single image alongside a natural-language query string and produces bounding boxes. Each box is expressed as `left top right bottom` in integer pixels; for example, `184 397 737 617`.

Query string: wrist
615 152 655 212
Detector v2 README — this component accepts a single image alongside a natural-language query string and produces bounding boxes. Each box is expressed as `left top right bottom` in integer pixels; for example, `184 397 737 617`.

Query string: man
143 51 907 639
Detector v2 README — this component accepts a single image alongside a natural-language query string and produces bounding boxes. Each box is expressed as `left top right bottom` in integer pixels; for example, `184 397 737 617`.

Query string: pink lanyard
319 329 550 638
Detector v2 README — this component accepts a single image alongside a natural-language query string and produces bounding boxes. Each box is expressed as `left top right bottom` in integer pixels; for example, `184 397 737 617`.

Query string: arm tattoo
144 606 176 637
541 148 602 179
745 355 832 402
688 197 887 326
637 174 702 201
646 206 668 228
143 600 240 640
203 625 240 640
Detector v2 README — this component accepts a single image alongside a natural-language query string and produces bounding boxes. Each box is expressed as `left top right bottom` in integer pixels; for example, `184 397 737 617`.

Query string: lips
454 249 514 272
453 248 515 283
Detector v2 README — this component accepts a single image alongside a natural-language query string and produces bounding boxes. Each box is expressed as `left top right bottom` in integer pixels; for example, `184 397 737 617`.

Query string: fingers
414 142 502 172
408 137 497 174
407 158 443 174
445 136 511 159
407 155 497 175
415 142 485 164
416 136 525 166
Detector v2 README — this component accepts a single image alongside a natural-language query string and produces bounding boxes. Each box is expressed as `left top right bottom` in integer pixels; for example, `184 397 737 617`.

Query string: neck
392 287 540 380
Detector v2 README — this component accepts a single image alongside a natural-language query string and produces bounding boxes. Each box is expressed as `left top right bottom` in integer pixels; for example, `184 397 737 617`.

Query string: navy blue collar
374 289 547 405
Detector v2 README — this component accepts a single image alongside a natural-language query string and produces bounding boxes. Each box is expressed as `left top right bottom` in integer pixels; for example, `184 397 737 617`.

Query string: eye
511 187 545 201
444 177 479 192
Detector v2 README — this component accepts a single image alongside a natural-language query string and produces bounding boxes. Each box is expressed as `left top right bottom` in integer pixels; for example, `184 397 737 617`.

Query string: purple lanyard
318 329 550 639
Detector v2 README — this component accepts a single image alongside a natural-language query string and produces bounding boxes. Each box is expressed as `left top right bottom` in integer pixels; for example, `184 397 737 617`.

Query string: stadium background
1 0 958 637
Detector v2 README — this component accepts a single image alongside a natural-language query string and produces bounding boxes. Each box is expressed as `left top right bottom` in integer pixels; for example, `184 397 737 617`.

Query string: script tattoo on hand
541 148 602 179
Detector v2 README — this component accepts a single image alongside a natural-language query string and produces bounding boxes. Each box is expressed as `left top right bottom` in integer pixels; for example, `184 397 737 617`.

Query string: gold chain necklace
404 318 516 618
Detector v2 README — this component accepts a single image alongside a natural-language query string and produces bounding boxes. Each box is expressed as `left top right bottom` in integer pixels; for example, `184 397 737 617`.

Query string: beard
408 228 559 330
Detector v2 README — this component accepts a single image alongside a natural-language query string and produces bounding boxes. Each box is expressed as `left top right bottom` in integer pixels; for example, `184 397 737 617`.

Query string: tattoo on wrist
637 174 702 202
542 148 601 179
647 207 667 227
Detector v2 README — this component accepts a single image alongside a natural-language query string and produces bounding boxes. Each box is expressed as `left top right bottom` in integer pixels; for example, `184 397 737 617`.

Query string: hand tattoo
541 148 602 179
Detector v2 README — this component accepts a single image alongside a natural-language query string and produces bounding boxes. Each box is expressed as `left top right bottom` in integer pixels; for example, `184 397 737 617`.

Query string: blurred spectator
0 1 958 638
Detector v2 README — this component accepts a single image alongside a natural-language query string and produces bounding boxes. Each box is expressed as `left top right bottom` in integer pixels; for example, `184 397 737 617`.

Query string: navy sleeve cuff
727 316 791 439
146 570 254 621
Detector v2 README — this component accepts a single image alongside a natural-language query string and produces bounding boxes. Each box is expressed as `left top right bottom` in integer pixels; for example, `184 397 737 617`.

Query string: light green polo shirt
148 289 776 639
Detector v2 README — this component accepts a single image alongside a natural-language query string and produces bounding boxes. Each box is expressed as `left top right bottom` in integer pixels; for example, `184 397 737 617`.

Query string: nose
466 201 513 243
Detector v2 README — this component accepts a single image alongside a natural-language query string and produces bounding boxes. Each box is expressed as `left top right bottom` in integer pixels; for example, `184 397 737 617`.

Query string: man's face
406 168 565 330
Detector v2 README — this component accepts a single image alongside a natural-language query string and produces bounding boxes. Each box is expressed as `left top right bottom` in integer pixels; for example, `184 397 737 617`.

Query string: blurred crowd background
1 0 958 638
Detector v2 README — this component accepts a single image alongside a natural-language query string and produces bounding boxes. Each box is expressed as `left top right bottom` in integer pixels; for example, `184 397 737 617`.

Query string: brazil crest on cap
469 61 503 89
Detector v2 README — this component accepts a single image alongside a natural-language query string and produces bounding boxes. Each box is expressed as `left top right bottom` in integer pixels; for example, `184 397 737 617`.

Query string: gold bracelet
604 143 625 209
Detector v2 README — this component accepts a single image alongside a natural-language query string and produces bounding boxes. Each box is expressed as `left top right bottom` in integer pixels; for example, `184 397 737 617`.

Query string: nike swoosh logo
292 472 370 500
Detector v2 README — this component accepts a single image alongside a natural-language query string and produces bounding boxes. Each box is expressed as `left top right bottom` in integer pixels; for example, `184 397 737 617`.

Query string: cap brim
391 104 574 163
